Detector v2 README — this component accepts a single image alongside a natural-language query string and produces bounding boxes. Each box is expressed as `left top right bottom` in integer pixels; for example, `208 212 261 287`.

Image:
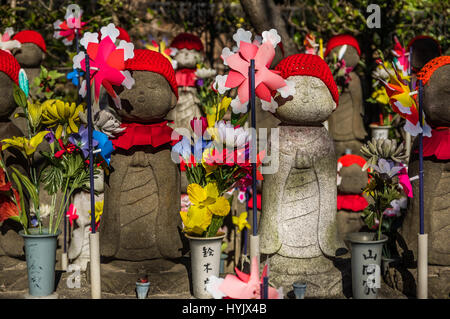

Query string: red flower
55 139 77 158
0 167 20 223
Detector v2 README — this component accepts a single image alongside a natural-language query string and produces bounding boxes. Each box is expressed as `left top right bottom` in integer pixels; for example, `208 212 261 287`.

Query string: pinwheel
145 36 177 69
376 60 431 137
214 28 295 114
0 27 21 53
73 23 135 109
53 5 87 46
391 36 410 81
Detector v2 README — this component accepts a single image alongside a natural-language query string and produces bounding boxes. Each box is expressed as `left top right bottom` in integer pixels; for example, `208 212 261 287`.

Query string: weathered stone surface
12 43 45 68
423 65 450 127
338 163 368 194
259 71 346 297
166 86 202 133
409 37 441 72
336 211 365 247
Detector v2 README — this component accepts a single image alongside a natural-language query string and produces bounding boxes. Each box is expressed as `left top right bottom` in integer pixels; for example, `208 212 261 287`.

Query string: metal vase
19 228 61 297
292 282 307 299
136 282 150 299
347 232 388 299
186 233 225 299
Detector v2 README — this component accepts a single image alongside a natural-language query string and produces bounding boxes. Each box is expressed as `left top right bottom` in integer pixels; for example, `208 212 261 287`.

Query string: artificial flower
180 205 213 236
383 197 407 217
304 33 319 55
41 99 84 139
187 183 230 216
206 97 232 127
145 36 177 69
66 203 78 227
53 6 87 46
369 158 403 178
209 120 251 148
0 27 21 53
190 117 208 136
92 109 126 138
27 101 43 129
68 125 99 158
67 68 84 86
232 212 251 233
1 131 49 156
371 87 389 105
54 138 77 158
195 67 216 79
89 200 103 230
398 165 413 198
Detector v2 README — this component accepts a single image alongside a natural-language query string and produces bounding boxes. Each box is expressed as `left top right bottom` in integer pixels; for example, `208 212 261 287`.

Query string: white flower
261 97 278 113
221 47 233 66
230 97 248 114
215 120 251 148
205 276 226 299
117 40 135 60
393 101 412 115
262 29 281 48
369 158 403 177
80 32 98 49
338 44 348 60
100 23 119 42
214 74 230 94
233 28 252 48
0 39 20 51
171 59 178 70
276 79 296 98
53 30 62 40
383 197 407 217
121 70 135 89
72 51 85 69
79 79 87 97
195 68 216 79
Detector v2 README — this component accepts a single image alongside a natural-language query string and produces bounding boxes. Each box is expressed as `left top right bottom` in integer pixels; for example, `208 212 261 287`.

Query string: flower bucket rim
184 232 226 241
19 229 62 238
369 124 392 129
345 232 388 244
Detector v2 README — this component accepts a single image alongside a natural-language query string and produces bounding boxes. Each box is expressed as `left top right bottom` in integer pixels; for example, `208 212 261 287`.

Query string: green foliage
31 66 65 101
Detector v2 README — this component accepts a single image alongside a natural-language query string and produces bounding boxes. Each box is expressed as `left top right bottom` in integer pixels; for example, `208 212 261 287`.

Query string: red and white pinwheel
391 36 410 79
0 28 21 53
53 4 87 46
214 28 295 114
73 23 135 109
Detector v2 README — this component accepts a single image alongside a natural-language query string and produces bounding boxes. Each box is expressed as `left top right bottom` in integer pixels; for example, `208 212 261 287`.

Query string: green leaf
11 172 28 231
13 84 27 108
48 70 64 79
40 65 48 79
10 167 39 211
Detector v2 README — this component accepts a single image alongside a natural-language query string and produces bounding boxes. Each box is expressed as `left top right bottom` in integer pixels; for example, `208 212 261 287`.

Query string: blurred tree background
0 0 448 123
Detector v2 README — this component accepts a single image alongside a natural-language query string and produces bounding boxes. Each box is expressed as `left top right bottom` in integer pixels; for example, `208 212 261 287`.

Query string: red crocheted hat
125 49 178 99
417 56 450 85
12 30 46 53
407 35 441 54
324 34 360 58
170 33 204 52
0 50 21 85
116 26 131 42
275 53 339 106
338 154 367 169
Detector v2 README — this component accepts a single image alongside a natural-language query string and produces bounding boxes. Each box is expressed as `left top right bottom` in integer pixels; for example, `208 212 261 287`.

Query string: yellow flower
232 212 251 233
1 131 49 156
41 99 84 139
181 182 231 235
206 97 232 128
146 41 174 66
371 87 389 105
27 101 43 129
89 200 104 224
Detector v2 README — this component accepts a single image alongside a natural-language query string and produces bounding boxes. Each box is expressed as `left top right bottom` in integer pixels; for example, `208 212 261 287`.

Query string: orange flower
0 167 20 223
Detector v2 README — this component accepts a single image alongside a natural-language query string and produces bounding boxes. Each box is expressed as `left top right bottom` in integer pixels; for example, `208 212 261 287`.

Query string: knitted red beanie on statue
324 34 360 58
0 50 21 85
116 26 131 42
170 33 204 52
275 53 339 106
125 49 178 99
12 30 47 53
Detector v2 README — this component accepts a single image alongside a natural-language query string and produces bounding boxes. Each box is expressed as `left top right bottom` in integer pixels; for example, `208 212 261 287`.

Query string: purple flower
196 79 204 87
45 131 56 144
68 125 98 158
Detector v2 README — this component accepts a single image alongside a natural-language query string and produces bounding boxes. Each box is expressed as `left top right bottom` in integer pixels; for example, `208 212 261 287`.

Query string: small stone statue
259 54 346 297
402 56 450 266
335 154 369 247
407 35 441 75
0 50 26 258
325 35 368 157
166 33 204 132
99 49 182 261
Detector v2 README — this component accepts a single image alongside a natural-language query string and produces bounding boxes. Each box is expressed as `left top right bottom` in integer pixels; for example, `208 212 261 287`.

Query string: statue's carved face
173 48 202 69
338 164 368 194
328 45 360 68
0 72 16 119
274 75 336 125
423 64 450 127
12 43 45 68
411 39 441 71
112 71 177 123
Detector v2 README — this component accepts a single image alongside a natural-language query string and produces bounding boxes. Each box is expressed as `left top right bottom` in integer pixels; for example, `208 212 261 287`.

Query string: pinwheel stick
76 28 81 104
85 54 102 299
249 59 257 236
417 79 428 299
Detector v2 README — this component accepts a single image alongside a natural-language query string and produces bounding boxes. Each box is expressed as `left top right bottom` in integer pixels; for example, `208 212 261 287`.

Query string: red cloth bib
337 194 368 212
111 121 180 150
421 128 450 160
175 68 197 87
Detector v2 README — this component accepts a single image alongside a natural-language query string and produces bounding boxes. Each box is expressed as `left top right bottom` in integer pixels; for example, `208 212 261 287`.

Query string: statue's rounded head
11 30 46 68
0 50 21 119
337 154 368 194
324 34 361 68
273 53 338 125
112 49 178 123
170 33 204 69
417 56 450 127
407 35 441 73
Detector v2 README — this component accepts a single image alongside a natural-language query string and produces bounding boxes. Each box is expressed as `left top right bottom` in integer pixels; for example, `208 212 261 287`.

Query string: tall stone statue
99 49 183 261
259 54 346 297
325 35 367 157
166 33 204 133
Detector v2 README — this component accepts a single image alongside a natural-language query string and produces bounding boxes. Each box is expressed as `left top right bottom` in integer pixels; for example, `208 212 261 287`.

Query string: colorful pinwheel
73 23 135 109
391 36 410 82
0 27 21 53
214 28 295 114
53 5 87 46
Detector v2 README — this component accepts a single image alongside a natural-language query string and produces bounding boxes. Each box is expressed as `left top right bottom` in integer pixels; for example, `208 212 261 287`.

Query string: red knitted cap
116 26 131 42
0 50 21 85
12 30 46 53
324 34 360 58
170 33 203 52
338 154 367 168
275 53 339 106
407 35 441 54
417 56 450 85
125 49 178 99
